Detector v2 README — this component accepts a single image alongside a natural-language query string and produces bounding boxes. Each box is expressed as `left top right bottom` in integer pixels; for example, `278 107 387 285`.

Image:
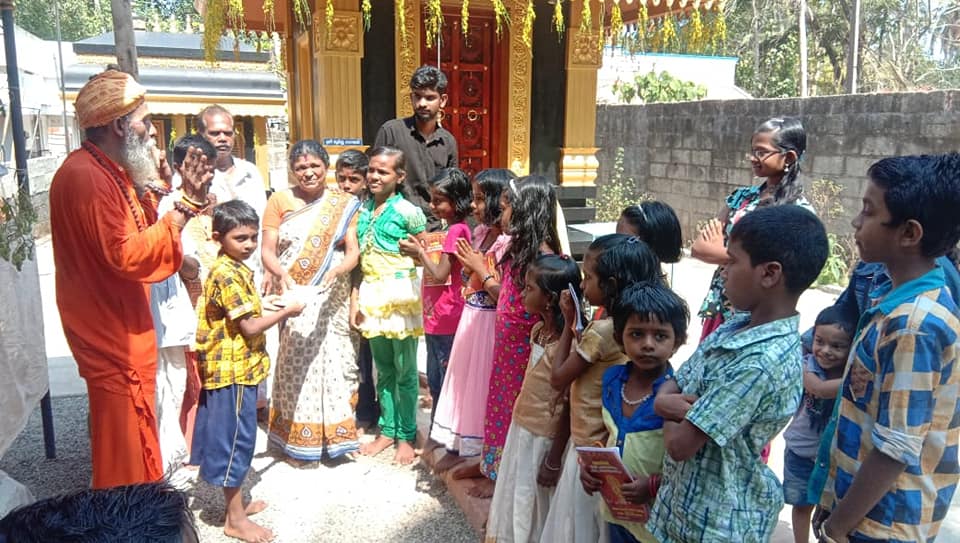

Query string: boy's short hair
0 482 198 543
410 65 448 93
611 281 690 346
814 305 856 338
868 154 960 258
172 134 216 167
729 205 828 295
213 200 259 236
336 149 369 175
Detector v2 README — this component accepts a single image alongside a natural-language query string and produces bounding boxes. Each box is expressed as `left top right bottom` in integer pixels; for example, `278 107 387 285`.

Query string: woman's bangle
181 193 208 209
543 458 561 471
481 274 495 286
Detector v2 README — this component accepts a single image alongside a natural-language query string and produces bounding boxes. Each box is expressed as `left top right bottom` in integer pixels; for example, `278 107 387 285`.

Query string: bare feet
359 435 394 457
466 477 495 499
394 441 417 465
451 460 484 480
224 516 274 542
245 500 268 516
434 452 466 474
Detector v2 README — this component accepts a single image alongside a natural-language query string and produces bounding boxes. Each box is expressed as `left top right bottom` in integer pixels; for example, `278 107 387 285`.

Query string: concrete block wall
595 91 960 241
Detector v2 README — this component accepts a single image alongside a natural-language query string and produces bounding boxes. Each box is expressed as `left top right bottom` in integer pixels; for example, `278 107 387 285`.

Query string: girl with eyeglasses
691 116 817 343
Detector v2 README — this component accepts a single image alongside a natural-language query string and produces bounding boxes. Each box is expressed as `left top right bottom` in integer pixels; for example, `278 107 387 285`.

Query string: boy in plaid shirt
192 200 303 543
650 205 829 542
816 154 960 543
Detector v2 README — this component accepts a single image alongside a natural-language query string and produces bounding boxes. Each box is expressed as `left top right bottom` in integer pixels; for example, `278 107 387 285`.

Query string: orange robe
49 143 183 488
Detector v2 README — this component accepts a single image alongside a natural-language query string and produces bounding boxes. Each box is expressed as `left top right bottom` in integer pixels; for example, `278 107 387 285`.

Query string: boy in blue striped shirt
817 154 960 543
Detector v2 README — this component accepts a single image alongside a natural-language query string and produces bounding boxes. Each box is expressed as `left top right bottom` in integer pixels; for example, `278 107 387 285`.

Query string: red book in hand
576 446 650 524
421 232 451 287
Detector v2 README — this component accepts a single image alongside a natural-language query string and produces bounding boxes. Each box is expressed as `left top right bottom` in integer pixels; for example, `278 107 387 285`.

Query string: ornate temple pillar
312 0 364 179
394 0 422 119
561 2 601 186
505 0 533 175
313 1 364 139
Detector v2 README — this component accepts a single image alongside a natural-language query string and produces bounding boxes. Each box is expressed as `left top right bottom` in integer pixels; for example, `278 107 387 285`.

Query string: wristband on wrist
481 274 495 286
647 474 661 499
173 200 199 221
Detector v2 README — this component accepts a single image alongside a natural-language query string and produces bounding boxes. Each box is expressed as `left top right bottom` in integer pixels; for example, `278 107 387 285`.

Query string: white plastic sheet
0 469 34 517
0 256 48 458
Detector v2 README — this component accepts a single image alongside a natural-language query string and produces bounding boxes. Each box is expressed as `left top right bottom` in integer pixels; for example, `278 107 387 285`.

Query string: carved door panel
422 12 496 178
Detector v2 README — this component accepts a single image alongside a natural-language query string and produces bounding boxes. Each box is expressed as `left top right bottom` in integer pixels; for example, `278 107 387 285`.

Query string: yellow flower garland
553 0 564 36
610 1 623 46
362 0 372 30
461 0 470 37
522 0 535 50
424 0 444 48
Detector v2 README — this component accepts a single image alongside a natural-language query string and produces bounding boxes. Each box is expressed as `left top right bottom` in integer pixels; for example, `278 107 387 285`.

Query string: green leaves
0 188 36 272
612 71 707 105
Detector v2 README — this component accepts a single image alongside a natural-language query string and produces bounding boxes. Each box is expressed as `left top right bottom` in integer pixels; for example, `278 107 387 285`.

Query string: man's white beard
120 127 157 189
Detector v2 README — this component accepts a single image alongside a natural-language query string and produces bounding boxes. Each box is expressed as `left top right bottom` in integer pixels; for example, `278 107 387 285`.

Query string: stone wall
0 155 64 237
595 91 960 240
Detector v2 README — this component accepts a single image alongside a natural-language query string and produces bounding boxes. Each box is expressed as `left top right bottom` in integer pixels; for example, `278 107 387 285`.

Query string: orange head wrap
74 70 147 130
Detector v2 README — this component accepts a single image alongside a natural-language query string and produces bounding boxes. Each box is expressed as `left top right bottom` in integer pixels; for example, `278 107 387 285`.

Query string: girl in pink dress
430 169 513 474
453 175 561 498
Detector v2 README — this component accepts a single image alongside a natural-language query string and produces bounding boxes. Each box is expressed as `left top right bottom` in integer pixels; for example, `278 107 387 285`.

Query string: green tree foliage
15 0 112 42
725 0 960 97
612 70 708 104
15 0 198 42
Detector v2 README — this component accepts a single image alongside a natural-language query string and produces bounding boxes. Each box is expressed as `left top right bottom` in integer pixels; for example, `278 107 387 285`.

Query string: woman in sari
262 140 362 461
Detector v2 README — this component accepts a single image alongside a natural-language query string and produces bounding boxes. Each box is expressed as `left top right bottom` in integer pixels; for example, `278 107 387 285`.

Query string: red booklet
576 446 650 523
421 232 451 287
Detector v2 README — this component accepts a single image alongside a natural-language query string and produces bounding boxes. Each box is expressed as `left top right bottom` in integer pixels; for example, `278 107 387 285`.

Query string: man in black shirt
374 65 458 230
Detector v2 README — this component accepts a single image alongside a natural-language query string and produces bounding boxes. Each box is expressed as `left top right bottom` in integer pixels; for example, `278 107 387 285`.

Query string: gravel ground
0 395 477 543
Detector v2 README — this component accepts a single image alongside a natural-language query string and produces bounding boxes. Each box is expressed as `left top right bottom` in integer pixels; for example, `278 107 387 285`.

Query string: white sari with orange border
266 189 362 460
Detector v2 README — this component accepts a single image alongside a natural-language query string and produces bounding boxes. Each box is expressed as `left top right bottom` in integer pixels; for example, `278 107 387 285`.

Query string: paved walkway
9 235 847 542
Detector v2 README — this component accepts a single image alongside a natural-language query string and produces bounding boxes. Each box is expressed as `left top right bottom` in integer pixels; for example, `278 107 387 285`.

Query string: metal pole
1 0 30 195
845 0 861 94
0 0 55 459
53 0 71 151
799 0 808 97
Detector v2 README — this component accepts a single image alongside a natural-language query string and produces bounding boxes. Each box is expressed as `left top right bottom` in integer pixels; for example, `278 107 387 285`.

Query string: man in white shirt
197 105 267 214
197 105 267 281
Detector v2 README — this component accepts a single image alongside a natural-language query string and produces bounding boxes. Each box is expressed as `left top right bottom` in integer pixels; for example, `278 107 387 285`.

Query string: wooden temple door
422 11 499 178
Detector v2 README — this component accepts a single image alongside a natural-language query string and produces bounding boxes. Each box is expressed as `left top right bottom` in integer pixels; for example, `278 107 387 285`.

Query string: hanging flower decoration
596 0 605 51
292 0 311 27
492 0 510 39
580 0 591 33
325 0 335 33
396 0 408 50
687 9 705 52
203 0 226 62
552 0 564 36
262 0 275 33
227 0 245 31
710 9 727 53
198 0 725 61
424 0 444 48
522 0 535 50
362 0 372 30
610 1 623 46
661 14 678 50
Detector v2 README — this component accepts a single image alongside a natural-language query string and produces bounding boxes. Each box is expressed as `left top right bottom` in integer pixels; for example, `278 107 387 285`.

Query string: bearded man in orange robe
50 70 209 488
